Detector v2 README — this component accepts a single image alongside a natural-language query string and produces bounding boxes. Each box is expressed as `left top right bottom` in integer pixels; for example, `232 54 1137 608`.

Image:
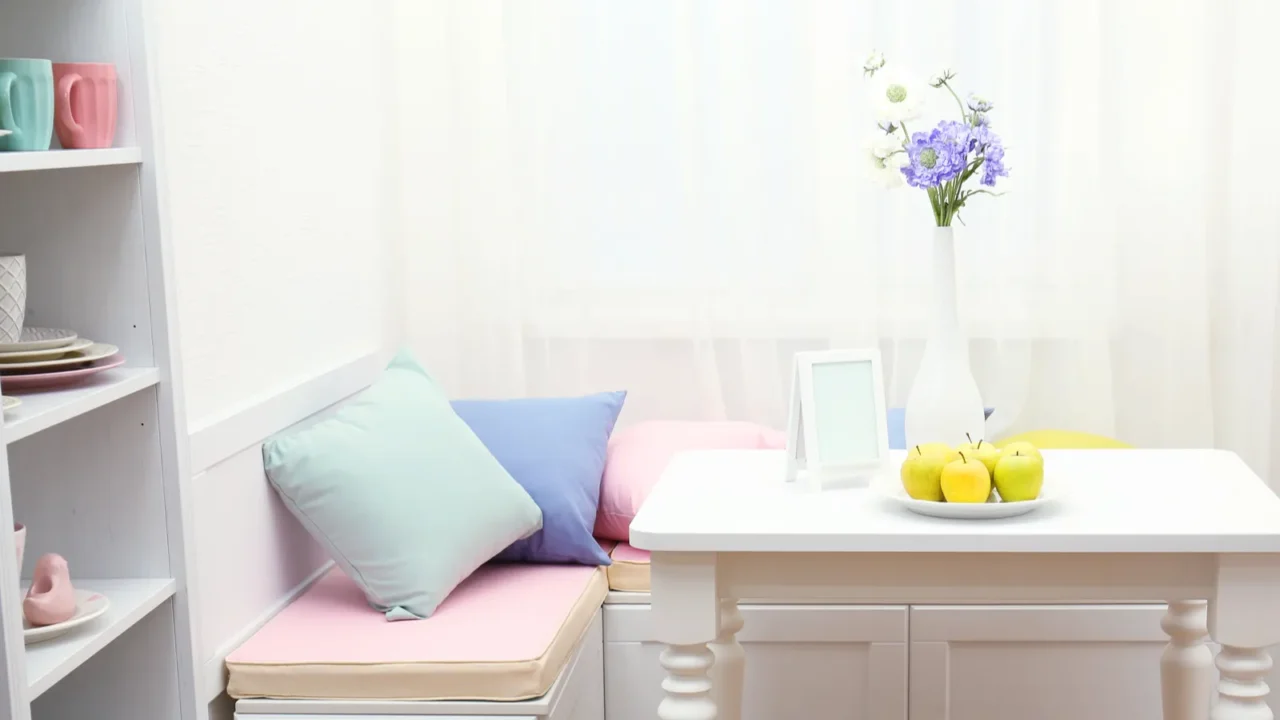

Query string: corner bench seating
229 546 648 719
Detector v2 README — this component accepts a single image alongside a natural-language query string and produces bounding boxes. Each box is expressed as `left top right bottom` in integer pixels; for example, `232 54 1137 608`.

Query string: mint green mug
0 58 54 152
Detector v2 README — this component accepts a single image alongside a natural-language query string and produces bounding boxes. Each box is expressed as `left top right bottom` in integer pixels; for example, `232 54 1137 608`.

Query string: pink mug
52 62 117 149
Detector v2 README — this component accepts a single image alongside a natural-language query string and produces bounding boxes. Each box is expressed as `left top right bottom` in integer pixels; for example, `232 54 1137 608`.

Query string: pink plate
0 354 125 391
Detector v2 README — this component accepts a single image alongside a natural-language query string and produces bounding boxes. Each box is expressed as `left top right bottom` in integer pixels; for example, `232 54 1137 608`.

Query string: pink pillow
593 421 786 541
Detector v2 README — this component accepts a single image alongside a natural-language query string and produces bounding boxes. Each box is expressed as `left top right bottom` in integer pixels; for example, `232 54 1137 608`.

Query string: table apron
708 551 1219 604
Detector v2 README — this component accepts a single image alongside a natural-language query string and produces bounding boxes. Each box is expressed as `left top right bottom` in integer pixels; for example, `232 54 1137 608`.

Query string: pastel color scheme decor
23 553 75 626
998 429 1132 450
593 420 787 541
52 62 118 149
0 58 54 151
263 350 543 620
452 391 626 565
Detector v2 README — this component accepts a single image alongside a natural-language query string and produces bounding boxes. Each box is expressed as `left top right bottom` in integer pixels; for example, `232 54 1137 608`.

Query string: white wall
154 0 401 429
148 2 402 716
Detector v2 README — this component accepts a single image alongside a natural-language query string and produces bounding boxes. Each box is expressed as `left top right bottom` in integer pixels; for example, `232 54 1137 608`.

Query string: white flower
967 94 993 112
929 68 956 88
866 133 908 189
870 68 925 124
863 50 886 77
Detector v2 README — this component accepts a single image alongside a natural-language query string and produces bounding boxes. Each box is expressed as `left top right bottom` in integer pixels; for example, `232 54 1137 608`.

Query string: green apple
940 452 992 503
900 445 948 501
1000 441 1043 461
958 434 1002 477
993 450 1044 502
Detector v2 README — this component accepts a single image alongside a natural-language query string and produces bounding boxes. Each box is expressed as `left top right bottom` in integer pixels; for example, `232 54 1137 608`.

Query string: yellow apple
957 436 1001 478
940 452 992 503
994 449 1044 502
915 442 961 464
1000 440 1043 461
900 447 948 501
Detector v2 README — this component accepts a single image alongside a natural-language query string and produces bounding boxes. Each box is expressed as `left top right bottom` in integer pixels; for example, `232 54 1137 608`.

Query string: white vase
903 227 986 448
0 255 25 345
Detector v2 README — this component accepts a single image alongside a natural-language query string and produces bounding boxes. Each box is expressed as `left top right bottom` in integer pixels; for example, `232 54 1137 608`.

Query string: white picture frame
785 348 890 490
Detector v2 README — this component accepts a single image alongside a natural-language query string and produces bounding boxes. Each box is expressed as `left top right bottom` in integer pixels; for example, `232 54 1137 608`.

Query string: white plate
0 338 93 363
877 473 1055 520
2 396 20 413
23 589 111 644
0 328 78 353
0 130 10 137
0 343 117 372
895 492 1053 520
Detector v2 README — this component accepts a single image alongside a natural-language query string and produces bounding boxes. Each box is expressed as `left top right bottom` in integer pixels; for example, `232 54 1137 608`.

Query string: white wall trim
201 560 334 704
187 352 383 474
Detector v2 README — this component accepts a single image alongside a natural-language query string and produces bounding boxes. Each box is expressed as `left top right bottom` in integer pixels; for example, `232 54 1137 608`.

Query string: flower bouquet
862 52 1007 447
863 52 1008 226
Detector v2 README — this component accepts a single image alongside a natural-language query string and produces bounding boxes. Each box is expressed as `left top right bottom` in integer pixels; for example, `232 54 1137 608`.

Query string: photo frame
785 348 890 490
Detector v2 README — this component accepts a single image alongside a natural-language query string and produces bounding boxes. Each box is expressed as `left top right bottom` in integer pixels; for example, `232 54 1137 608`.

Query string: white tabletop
628 449 1280 554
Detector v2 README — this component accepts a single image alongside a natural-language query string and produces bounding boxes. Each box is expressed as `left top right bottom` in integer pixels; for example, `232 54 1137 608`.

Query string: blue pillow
452 391 626 565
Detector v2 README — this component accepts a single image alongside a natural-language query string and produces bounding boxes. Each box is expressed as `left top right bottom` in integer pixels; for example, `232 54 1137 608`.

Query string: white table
629 449 1280 720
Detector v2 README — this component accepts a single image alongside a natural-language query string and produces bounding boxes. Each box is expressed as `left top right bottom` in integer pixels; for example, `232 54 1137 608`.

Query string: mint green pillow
262 350 542 620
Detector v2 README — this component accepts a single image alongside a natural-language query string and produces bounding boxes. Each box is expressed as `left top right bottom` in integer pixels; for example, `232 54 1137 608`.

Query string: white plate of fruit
887 437 1051 519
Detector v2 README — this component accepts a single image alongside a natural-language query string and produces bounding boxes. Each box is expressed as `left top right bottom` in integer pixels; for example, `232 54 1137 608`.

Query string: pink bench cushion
226 563 607 701
605 542 651 592
594 420 786 541
611 542 650 564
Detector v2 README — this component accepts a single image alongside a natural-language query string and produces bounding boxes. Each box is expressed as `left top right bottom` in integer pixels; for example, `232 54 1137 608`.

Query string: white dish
0 130 10 137
894 492 1053 520
0 328 78 353
22 589 110 644
0 338 93 363
0 343 117 372
877 472 1055 520
2 396 20 413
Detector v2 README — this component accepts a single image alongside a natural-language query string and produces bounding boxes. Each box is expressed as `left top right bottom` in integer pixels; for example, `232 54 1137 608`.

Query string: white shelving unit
0 149 142 175
0 2 199 720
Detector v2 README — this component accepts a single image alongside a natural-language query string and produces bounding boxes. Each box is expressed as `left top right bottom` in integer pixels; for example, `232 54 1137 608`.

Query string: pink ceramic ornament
24 553 75 626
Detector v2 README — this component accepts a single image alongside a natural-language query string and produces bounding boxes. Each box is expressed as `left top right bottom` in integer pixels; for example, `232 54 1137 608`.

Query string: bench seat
226 564 607 702
605 543 650 592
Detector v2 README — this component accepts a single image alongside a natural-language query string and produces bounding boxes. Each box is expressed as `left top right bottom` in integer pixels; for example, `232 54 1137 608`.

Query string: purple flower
970 125 1008 186
901 121 970 188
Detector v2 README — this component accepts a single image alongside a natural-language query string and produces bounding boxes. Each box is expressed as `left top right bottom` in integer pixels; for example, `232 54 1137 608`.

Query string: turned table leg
710 598 745 720
1209 554 1280 720
660 644 717 720
652 552 721 720
1161 600 1214 720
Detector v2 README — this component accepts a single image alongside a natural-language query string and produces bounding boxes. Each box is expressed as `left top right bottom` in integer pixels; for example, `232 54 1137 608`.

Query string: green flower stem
940 81 969 122
927 186 943 225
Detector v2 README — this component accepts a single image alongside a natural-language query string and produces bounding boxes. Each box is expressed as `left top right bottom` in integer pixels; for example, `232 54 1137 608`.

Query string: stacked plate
0 328 124 392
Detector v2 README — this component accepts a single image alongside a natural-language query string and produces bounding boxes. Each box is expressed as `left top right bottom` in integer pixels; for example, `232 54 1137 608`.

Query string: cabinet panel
604 603 907 720
909 605 1280 720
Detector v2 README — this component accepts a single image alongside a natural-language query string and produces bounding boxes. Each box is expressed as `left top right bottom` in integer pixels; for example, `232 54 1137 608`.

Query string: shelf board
3 367 160 444
25 577 176 699
0 148 142 174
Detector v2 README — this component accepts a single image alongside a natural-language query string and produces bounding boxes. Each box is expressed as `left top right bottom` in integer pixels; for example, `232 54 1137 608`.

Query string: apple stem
915 444 921 455
977 439 984 449
966 432 974 445
959 451 967 462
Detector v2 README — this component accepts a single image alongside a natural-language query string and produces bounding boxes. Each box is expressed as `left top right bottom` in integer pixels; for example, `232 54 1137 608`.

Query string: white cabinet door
908 605 1280 720
603 602 907 720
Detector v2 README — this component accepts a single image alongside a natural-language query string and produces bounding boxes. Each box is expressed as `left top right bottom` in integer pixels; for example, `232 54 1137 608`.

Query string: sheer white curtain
395 0 1280 483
